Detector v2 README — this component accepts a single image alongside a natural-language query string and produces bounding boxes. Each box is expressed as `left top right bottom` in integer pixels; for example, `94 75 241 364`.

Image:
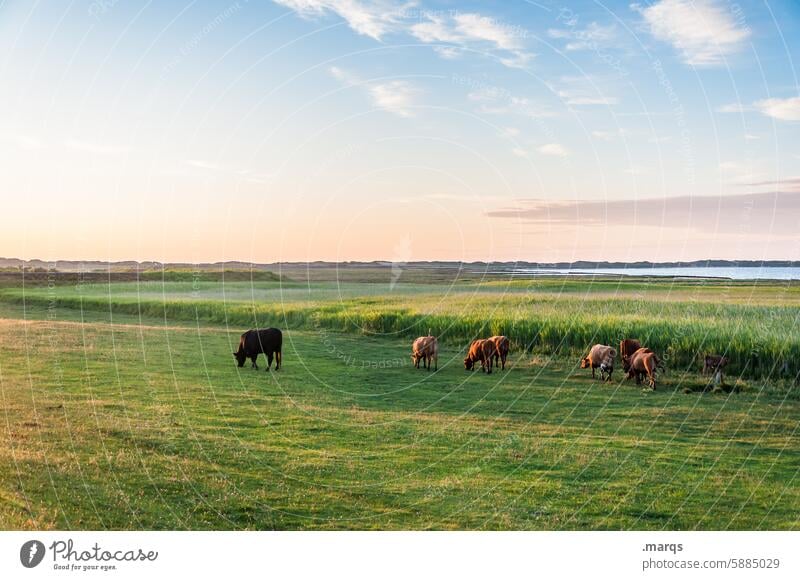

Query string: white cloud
754 97 800 121
273 0 414 40
410 11 534 69
433 46 462 60
634 0 750 66
368 81 418 117
537 143 569 157
330 66 419 117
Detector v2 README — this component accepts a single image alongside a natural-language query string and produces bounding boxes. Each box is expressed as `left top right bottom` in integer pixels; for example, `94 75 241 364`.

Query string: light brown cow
488 335 510 370
620 338 641 372
411 335 438 371
464 339 495 374
626 347 658 390
580 344 617 381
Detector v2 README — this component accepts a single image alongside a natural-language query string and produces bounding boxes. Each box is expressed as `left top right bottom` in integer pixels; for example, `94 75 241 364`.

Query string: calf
411 335 439 371
464 339 495 374
580 344 617 381
702 354 729 376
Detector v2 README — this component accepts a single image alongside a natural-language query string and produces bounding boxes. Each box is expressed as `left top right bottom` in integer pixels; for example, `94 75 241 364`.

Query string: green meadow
0 274 798 529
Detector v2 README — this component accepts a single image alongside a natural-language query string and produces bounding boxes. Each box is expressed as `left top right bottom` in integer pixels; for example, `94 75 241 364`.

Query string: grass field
0 274 798 529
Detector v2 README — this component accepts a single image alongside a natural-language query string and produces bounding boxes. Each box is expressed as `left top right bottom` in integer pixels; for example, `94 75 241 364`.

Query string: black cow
233 328 282 371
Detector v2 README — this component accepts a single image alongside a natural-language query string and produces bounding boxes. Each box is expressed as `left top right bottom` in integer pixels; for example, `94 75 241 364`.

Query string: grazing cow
411 335 439 371
233 328 282 371
626 347 658 390
580 344 617 381
489 335 510 370
620 339 642 372
702 354 729 376
464 339 495 374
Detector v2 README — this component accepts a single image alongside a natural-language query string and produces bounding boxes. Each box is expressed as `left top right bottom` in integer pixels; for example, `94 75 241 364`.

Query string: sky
1 0 799 263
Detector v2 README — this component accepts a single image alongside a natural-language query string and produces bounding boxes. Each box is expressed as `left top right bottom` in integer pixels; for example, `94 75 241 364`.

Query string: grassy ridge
3 279 799 381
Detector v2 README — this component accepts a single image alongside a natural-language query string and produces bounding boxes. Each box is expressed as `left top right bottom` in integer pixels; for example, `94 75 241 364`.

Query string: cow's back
244 328 282 354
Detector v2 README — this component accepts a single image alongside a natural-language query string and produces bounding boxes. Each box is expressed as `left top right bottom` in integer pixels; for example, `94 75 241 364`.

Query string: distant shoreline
2 257 800 273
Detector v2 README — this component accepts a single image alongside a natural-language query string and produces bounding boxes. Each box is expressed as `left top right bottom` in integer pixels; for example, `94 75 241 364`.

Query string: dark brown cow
626 347 658 390
464 339 495 374
489 335 510 370
411 335 439 371
620 339 641 372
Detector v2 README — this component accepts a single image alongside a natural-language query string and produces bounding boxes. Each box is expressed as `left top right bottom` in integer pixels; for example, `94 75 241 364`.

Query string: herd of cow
233 327 731 391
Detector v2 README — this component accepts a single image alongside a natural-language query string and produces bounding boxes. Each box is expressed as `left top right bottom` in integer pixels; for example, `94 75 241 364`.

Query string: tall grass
3 283 799 380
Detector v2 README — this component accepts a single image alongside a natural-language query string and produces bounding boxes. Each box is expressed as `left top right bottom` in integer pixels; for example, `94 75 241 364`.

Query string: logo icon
20 540 46 568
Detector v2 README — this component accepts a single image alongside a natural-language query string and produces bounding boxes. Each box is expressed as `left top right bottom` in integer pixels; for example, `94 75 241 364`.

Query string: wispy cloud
547 22 617 51
717 96 800 121
486 191 800 236
330 66 419 117
65 139 128 155
716 102 749 113
410 11 535 69
537 143 569 157
272 0 414 40
549 75 621 107
634 0 750 66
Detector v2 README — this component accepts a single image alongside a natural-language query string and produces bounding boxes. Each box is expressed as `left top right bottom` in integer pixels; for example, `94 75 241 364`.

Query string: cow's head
464 357 474 370
233 350 247 367
580 356 590 369
621 355 631 373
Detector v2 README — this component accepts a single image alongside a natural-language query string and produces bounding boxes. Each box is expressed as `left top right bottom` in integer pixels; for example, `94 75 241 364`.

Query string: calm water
505 267 800 280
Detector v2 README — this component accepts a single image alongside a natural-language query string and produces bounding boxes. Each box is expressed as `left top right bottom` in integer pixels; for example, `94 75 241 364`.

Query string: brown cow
464 339 494 374
489 335 510 370
626 347 658 390
620 339 641 372
580 344 617 381
411 335 438 371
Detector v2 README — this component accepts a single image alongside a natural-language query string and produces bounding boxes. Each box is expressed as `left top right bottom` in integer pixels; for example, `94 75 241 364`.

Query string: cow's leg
251 355 258 370
266 352 273 371
426 355 431 371
592 367 596 379
275 350 281 370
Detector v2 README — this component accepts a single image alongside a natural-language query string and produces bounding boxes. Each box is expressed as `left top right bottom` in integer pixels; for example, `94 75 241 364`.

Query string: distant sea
502 267 800 281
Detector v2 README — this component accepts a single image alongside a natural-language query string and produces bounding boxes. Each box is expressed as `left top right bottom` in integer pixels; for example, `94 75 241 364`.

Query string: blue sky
1 0 799 262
